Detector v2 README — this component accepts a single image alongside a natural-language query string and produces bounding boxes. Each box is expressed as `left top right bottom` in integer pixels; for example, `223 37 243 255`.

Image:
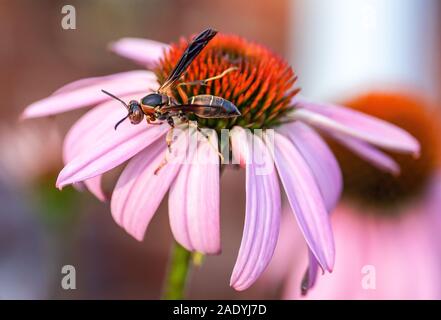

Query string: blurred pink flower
272 176 441 299
22 34 419 291
266 92 441 299
0 121 62 185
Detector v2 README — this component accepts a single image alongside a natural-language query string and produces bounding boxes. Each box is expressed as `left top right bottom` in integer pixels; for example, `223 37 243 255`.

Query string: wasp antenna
114 114 130 130
101 89 129 110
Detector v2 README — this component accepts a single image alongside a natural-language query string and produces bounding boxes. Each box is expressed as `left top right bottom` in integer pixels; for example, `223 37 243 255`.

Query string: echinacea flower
267 92 441 299
22 31 419 291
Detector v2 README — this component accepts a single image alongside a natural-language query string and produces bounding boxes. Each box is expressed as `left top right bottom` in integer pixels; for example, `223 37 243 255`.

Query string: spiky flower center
331 93 441 212
154 33 299 130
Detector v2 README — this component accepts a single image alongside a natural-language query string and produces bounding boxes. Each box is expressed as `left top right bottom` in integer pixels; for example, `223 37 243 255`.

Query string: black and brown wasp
102 28 240 149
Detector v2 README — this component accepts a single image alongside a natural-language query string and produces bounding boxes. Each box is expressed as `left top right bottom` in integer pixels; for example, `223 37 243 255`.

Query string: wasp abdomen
188 95 240 118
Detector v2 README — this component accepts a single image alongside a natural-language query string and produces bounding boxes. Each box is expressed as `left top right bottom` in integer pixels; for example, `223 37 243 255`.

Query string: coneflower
270 92 441 299
22 31 419 295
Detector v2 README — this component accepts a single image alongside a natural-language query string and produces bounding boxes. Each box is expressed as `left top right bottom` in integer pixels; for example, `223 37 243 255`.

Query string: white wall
289 0 440 101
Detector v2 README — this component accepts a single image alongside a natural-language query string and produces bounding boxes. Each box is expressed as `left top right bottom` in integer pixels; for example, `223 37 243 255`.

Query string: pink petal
294 201 441 300
72 178 106 202
63 94 146 201
271 131 335 272
261 208 306 290
109 38 169 68
62 93 146 161
56 120 168 189
83 176 107 202
278 122 341 293
22 71 158 119
230 127 281 291
283 207 364 299
52 72 153 95
168 130 221 254
331 132 401 176
111 135 186 241
301 250 320 295
293 98 420 156
279 122 342 212
231 129 247 168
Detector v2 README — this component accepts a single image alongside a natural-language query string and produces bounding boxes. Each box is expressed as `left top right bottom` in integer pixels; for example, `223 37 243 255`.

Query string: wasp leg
188 121 225 163
166 117 175 152
178 67 238 87
147 118 163 125
166 129 174 153
177 111 188 122
154 157 168 175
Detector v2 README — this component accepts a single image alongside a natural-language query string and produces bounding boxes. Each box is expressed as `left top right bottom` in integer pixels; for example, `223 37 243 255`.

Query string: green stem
162 242 192 299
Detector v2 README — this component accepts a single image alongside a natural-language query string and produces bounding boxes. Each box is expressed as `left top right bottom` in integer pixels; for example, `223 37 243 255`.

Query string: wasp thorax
141 93 163 107
128 101 144 124
155 34 299 130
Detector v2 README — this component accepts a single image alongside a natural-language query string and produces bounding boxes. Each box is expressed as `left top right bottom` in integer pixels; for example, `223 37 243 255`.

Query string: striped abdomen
176 95 240 118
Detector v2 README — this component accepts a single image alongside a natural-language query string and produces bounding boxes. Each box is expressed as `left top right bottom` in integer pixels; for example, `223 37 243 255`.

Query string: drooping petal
261 208 305 289
168 130 220 254
111 134 186 241
109 38 169 68
282 206 365 299
279 122 342 212
22 71 158 119
301 250 320 295
230 127 281 291
56 120 168 189
279 122 340 288
330 132 401 175
293 98 420 156
62 94 146 201
83 176 106 202
271 131 334 272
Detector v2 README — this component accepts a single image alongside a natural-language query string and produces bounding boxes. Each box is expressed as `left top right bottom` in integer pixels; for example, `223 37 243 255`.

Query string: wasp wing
158 28 217 94
162 104 239 119
161 104 222 118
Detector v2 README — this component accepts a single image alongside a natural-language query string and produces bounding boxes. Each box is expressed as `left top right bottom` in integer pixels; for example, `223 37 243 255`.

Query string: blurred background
0 0 440 299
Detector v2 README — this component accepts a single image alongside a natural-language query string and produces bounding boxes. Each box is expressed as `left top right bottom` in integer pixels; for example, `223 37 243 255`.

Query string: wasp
102 28 240 150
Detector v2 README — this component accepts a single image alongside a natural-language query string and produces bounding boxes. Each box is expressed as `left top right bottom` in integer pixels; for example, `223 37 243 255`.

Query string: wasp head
100 90 147 130
127 100 144 125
